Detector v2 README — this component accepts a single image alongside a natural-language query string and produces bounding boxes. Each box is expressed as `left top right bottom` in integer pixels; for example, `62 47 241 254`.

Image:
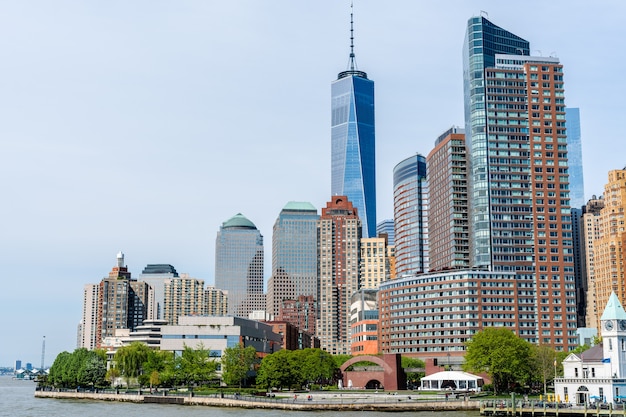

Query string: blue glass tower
331 7 376 238
566 107 585 209
462 16 530 268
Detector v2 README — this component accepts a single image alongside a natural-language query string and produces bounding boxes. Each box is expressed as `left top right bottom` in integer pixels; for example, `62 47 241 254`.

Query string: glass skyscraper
463 15 577 349
214 213 264 317
463 16 530 268
393 154 428 276
266 201 319 320
566 107 585 209
331 24 376 238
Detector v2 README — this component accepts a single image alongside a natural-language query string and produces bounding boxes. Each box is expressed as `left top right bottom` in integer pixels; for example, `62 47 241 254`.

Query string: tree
221 343 257 387
139 349 174 388
78 351 107 389
463 327 532 394
300 349 337 387
402 356 425 389
114 342 151 387
530 344 557 395
173 344 218 387
47 349 107 389
256 350 297 390
48 351 72 388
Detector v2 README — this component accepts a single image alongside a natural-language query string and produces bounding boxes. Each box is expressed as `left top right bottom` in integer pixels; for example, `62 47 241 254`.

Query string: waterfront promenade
35 389 480 411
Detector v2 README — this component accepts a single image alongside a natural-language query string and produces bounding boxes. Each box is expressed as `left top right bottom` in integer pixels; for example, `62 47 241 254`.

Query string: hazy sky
1 0 624 366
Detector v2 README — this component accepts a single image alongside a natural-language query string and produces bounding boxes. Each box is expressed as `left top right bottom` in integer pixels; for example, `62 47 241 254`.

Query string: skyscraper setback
462 16 577 350
331 6 376 238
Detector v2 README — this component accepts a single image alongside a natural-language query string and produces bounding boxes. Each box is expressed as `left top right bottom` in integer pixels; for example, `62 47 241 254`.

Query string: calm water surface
0 376 479 417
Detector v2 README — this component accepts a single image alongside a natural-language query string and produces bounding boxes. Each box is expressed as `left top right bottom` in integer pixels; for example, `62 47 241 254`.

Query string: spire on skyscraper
348 1 356 71
339 1 367 80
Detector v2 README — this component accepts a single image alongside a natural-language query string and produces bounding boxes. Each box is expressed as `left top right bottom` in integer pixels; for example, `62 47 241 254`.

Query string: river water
0 376 480 417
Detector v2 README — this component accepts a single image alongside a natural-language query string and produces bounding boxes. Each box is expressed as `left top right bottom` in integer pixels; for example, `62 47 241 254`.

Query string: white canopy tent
420 370 484 391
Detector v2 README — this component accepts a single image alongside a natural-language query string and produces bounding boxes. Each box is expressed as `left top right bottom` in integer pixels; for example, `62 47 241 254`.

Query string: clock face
620 320 626 331
605 320 614 331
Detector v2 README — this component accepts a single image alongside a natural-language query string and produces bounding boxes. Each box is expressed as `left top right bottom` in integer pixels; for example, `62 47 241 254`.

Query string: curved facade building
393 154 428 276
214 213 265 317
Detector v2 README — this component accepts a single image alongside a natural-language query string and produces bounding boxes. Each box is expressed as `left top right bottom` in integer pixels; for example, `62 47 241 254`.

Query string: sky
1 0 625 367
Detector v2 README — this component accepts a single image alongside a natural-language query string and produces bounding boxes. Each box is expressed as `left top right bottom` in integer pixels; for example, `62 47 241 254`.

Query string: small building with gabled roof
556 292 626 405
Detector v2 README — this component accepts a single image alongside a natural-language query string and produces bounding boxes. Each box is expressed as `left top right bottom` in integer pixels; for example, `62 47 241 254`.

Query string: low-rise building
556 292 626 405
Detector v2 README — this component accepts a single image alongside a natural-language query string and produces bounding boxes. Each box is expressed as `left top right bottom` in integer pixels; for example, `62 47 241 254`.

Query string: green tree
463 327 532 394
139 349 174 388
106 367 121 387
114 342 151 387
401 356 425 389
174 344 218 387
77 350 107 388
530 344 558 395
221 343 257 387
48 351 72 388
300 348 337 387
256 350 297 391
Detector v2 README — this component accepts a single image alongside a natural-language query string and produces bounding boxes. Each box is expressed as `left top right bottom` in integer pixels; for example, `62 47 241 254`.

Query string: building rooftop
282 201 317 212
222 213 257 229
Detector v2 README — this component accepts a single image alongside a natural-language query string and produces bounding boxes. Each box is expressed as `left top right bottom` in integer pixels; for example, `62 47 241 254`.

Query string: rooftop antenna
348 1 357 71
41 336 46 370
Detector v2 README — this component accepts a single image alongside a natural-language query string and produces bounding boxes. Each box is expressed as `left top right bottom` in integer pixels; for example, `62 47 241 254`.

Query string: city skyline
2 1 625 365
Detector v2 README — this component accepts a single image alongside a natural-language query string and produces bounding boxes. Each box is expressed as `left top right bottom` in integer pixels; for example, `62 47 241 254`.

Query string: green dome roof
222 213 257 229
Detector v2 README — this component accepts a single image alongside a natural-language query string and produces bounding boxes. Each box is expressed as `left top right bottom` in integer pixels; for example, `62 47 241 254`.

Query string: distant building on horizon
331 8 376 238
214 213 265 317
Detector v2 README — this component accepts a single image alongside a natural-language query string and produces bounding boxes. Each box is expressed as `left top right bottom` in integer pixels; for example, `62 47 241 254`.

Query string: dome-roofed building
215 213 265 317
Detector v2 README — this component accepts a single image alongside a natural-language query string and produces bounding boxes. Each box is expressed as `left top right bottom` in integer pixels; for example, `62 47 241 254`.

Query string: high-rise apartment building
163 273 205 325
463 16 530 269
204 286 228 317
214 213 265 317
331 9 376 238
79 283 99 350
138 264 179 321
463 16 577 350
593 169 626 322
426 127 469 272
266 202 319 319
582 195 605 330
95 252 149 348
393 153 428 276
360 237 392 289
317 196 361 355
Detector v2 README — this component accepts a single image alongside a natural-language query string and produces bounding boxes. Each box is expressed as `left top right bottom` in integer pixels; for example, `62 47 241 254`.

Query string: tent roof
421 370 483 381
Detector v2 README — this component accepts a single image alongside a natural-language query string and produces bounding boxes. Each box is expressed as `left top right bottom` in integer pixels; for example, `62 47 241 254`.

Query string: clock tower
601 292 626 378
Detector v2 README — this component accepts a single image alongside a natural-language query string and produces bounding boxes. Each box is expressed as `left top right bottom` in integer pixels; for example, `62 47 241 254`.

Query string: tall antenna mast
41 335 45 370
349 1 356 71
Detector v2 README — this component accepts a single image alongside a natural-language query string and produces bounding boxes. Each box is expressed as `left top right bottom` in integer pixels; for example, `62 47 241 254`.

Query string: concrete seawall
34 390 481 411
